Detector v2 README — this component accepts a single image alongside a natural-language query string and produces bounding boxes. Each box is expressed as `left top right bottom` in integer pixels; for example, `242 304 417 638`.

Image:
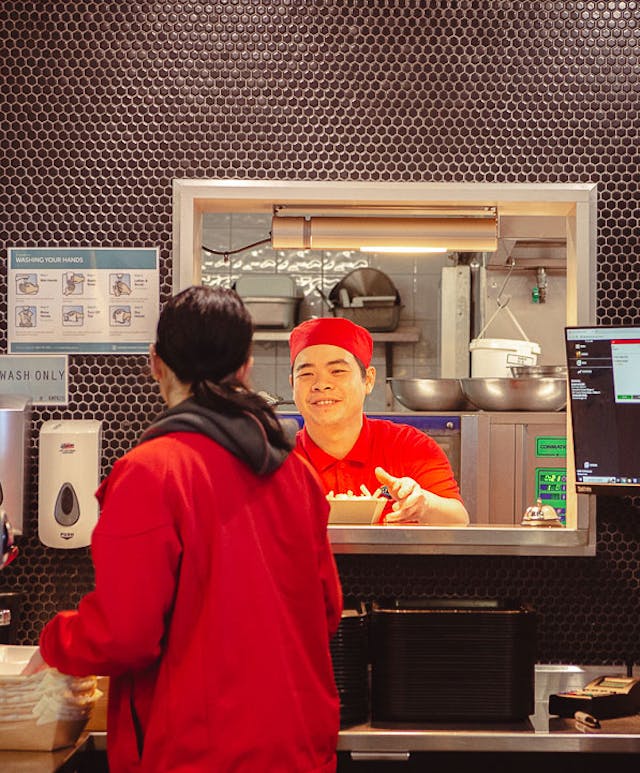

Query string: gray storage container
234 274 303 330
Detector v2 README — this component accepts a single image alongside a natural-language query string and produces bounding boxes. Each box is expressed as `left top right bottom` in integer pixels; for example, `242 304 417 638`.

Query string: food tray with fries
327 485 387 525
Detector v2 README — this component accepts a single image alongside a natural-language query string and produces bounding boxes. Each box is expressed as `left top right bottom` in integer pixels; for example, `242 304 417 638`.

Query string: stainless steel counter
338 665 640 760
329 521 594 556
5 665 640 770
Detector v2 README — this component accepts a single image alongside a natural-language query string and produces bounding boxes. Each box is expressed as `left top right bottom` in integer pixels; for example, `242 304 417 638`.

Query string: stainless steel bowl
510 365 568 378
460 377 567 412
388 378 467 411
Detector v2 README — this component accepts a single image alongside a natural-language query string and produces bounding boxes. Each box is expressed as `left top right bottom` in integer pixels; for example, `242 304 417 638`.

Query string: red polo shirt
295 415 463 522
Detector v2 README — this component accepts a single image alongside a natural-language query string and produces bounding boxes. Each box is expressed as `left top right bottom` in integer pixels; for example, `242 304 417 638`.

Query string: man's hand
375 466 470 526
375 466 432 524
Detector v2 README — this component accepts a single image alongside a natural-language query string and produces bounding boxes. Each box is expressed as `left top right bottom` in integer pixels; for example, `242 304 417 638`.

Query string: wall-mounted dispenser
38 420 102 549
0 396 31 536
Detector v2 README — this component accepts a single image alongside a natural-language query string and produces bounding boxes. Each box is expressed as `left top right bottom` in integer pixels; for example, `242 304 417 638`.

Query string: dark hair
155 286 291 451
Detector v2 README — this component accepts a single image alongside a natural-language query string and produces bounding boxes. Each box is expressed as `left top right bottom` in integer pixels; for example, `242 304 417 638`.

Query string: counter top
5 666 640 771
338 665 640 759
329 522 593 556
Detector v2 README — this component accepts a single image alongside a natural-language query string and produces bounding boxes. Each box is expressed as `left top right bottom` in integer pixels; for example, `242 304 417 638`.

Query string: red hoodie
39 428 342 772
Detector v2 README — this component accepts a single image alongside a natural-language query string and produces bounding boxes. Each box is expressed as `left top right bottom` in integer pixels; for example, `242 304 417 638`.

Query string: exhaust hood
492 215 567 269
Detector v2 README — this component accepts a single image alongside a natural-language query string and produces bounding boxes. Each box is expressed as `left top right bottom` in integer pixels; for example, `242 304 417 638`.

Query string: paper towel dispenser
38 420 102 549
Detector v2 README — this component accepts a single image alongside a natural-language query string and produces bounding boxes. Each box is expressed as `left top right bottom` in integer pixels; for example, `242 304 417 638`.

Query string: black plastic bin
370 598 536 724
330 601 369 728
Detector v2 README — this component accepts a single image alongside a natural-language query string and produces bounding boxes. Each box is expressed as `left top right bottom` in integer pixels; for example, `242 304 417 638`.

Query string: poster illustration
8 247 159 354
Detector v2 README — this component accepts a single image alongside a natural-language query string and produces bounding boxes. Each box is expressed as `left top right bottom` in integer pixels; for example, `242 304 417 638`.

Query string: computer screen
565 326 640 496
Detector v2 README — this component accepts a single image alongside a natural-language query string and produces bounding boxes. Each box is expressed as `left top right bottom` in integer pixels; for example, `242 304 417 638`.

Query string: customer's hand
21 647 49 675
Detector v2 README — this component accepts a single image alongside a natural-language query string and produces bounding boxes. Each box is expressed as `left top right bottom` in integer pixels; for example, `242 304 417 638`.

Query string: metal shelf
254 326 420 385
253 326 420 343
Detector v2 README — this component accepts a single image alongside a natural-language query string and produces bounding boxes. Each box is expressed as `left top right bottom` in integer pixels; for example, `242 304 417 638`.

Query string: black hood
139 398 297 476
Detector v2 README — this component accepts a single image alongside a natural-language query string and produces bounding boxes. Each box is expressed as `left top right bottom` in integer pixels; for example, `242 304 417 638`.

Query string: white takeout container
0 645 38 676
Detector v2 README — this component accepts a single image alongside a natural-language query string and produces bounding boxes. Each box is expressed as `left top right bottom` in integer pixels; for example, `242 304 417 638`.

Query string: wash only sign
0 355 68 404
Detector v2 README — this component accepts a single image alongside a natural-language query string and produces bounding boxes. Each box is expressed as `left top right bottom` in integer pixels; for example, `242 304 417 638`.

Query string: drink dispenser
38 420 102 549
0 395 31 538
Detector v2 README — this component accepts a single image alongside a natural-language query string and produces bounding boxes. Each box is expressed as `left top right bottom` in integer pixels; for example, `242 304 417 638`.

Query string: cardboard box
0 717 88 751
327 496 386 524
85 676 109 732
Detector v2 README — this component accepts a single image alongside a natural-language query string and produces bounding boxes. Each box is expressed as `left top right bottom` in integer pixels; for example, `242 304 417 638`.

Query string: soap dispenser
38 420 102 548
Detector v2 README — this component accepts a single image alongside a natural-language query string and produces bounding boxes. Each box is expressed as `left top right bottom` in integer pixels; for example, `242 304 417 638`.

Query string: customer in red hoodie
24 286 343 773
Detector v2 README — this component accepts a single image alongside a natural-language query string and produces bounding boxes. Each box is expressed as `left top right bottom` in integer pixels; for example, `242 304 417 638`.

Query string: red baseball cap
289 317 374 367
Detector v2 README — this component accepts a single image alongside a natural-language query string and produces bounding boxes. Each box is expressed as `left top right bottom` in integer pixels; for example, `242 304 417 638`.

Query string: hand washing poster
8 247 159 354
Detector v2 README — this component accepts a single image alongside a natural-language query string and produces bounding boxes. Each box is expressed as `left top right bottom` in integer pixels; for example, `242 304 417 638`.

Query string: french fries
327 487 383 501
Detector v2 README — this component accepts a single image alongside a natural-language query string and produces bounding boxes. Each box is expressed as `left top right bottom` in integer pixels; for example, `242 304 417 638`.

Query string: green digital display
536 467 567 524
536 436 566 457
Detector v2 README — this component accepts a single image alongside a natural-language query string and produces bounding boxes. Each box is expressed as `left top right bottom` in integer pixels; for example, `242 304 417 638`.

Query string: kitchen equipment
549 675 640 719
470 337 541 378
369 598 536 723
0 593 21 645
234 273 303 330
330 601 369 728
461 377 566 412
521 498 563 528
475 412 567 526
470 263 541 377
387 378 467 411
511 364 567 378
38 420 102 549
328 268 400 332
0 396 31 536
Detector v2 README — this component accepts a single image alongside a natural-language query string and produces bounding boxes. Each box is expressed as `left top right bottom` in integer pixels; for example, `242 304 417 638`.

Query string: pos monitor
565 326 640 496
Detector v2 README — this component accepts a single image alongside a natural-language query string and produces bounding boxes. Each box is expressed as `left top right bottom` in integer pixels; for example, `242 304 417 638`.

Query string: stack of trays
370 599 536 724
330 602 369 728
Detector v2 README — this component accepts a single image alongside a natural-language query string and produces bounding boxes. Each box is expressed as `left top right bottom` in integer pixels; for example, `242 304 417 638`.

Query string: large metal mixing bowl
510 365 568 378
460 377 566 412
388 378 467 411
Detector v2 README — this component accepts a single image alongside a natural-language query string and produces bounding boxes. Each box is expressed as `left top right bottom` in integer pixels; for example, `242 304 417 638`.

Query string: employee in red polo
289 317 469 525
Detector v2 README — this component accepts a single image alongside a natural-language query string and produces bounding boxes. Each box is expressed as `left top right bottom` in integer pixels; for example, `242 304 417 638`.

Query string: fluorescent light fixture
271 214 497 252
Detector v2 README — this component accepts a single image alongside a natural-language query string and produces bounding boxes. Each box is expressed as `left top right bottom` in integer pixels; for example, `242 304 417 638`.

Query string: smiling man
289 317 469 526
